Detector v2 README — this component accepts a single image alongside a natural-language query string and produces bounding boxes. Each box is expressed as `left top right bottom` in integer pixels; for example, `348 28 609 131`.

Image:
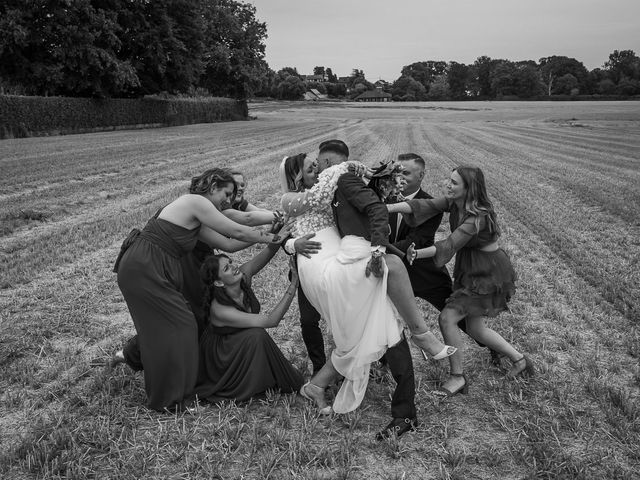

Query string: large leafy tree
0 0 139 97
401 61 447 93
447 61 470 99
118 0 204 96
539 56 588 96
473 56 496 98
199 0 269 98
604 49 640 83
0 0 204 97
391 75 427 101
273 70 305 100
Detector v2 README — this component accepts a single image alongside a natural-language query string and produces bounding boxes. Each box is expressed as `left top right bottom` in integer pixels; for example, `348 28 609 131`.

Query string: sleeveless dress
195 278 304 403
117 217 200 411
405 197 517 318
282 165 403 414
180 201 247 338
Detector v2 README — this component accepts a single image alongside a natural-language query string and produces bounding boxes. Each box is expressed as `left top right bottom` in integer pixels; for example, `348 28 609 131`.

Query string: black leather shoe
376 417 419 441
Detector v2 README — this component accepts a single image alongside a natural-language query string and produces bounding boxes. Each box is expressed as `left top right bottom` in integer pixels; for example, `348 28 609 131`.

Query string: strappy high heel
434 373 468 397
299 382 332 415
508 355 535 378
412 331 457 360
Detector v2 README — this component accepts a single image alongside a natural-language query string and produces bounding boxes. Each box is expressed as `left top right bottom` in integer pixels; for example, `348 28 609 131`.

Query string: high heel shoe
299 382 332 415
507 355 535 378
412 331 457 360
110 350 126 368
434 373 468 397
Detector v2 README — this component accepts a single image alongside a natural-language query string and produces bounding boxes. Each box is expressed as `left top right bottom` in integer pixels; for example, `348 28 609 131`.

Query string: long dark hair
200 254 253 323
454 166 500 235
283 153 308 192
190 168 237 198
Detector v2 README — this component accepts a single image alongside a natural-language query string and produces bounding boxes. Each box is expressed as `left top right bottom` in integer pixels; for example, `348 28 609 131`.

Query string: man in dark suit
389 153 453 311
323 140 430 441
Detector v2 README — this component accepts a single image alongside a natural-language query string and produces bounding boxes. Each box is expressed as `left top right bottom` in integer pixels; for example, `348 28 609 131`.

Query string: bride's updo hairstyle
200 254 253 322
190 168 237 198
283 153 308 192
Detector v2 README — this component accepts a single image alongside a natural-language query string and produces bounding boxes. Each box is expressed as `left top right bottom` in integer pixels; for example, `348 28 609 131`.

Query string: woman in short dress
388 166 533 397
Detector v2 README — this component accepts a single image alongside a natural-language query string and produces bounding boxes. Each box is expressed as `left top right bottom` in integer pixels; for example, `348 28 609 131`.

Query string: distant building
337 76 351 84
303 89 328 101
302 74 325 82
374 79 390 90
353 88 392 102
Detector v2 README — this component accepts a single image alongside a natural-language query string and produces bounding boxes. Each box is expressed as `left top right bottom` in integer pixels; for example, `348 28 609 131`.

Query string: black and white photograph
1 0 639 478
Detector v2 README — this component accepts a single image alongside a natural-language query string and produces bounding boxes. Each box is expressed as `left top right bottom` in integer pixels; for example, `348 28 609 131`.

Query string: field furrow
1 101 639 480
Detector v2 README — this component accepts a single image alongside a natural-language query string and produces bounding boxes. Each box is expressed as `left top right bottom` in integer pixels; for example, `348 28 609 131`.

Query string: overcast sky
247 0 640 81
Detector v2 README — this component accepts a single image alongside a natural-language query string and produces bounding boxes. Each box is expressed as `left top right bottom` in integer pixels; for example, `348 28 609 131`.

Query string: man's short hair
319 139 349 158
397 153 425 169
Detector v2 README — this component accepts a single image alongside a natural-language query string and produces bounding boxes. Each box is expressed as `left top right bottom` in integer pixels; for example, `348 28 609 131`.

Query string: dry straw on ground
1 101 639 479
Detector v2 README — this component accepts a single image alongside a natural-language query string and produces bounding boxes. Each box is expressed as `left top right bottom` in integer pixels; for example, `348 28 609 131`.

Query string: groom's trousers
297 284 326 374
384 335 416 419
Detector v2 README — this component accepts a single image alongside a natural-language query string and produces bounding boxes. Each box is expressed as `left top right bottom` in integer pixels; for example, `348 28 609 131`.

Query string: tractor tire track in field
2 102 639 479
454 124 640 223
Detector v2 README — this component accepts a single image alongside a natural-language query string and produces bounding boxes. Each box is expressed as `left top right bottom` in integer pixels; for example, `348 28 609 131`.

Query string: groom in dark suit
319 139 420 440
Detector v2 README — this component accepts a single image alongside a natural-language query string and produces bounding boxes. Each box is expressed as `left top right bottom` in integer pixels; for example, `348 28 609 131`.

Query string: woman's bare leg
300 357 339 413
464 316 530 377
439 307 467 392
385 254 451 356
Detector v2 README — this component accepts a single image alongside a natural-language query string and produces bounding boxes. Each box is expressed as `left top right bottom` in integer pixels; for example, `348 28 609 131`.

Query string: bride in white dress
280 154 454 415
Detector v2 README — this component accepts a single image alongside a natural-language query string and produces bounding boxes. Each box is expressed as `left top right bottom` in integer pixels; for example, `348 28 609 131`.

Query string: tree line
1 1 638 101
387 52 640 100
0 0 269 98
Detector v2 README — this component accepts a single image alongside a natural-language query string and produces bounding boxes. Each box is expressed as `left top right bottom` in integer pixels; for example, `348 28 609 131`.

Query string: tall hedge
0 95 248 138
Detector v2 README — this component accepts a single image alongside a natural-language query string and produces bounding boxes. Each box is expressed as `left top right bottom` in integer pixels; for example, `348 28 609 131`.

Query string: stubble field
1 100 639 479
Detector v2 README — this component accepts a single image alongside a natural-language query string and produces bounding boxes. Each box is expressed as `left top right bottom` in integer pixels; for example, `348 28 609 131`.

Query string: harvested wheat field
1 101 639 479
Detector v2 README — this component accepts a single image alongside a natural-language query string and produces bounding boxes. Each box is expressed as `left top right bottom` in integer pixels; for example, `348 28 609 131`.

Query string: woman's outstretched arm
189 195 280 244
198 226 253 252
240 222 293 278
386 201 413 214
223 208 276 226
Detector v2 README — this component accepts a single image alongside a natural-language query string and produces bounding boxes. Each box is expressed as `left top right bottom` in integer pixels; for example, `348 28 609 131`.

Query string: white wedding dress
281 163 403 413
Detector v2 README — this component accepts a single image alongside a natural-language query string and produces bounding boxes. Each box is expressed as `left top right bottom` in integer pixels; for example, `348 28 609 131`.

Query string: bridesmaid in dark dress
181 174 276 338
388 166 533 397
195 250 304 404
114 168 285 412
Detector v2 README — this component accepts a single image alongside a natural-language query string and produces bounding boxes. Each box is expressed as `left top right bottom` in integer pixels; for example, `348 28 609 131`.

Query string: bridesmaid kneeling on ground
114 168 283 412
194 251 304 404
388 166 534 397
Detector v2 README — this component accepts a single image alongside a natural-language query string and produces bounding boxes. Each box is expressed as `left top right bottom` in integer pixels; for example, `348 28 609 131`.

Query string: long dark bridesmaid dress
117 216 200 411
195 280 304 403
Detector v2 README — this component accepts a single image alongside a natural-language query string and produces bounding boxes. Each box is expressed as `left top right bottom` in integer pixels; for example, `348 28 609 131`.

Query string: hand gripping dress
404 197 517 318
281 165 403 413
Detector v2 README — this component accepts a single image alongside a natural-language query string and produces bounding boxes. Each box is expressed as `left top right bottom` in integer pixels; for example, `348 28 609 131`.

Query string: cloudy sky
247 0 640 81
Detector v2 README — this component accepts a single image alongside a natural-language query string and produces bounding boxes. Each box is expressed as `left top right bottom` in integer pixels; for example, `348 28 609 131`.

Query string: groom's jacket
331 171 390 248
